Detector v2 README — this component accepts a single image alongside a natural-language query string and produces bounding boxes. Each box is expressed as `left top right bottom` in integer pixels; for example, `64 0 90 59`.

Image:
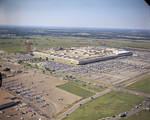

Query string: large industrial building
33 46 133 65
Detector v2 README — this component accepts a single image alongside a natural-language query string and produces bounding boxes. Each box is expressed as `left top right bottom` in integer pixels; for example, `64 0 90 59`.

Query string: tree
18 60 22 64
45 67 50 71
3 68 11 72
30 53 34 56
66 75 68 78
42 70 45 74
69 76 73 78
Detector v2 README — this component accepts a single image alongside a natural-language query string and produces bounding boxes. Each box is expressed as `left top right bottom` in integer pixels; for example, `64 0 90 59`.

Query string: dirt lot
0 63 81 120
0 89 47 120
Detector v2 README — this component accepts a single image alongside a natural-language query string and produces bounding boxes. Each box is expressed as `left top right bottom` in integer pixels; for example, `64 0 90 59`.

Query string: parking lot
58 51 150 85
0 68 81 119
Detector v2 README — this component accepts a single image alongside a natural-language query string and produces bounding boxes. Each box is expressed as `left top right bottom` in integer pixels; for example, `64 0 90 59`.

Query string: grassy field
0 37 89 53
69 81 105 92
62 91 146 120
125 76 150 94
118 110 150 120
0 34 150 54
56 84 95 99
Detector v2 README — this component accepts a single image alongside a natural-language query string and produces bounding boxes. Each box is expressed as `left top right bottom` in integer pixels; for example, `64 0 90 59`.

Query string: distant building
33 46 133 65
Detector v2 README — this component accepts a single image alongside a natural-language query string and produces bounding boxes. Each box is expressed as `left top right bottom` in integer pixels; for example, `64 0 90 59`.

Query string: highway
54 89 111 120
110 98 150 120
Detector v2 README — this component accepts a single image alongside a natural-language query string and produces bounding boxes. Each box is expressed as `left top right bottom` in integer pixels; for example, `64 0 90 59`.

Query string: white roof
115 51 130 55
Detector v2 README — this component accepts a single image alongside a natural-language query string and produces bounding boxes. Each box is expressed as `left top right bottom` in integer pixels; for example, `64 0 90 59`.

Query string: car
125 112 128 114
20 112 23 115
112 115 115 118
0 111 4 114
6 115 11 118
28 110 32 112
119 113 126 117
14 113 17 115
132 108 134 111
79 104 82 106
136 106 138 109
65 113 68 116
34 113 36 115
9 114 13 116
139 104 142 106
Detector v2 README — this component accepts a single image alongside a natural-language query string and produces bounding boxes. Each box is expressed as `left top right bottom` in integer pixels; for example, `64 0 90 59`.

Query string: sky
0 0 150 30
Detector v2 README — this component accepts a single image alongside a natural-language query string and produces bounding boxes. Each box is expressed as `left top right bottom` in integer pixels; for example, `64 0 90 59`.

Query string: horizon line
0 24 150 31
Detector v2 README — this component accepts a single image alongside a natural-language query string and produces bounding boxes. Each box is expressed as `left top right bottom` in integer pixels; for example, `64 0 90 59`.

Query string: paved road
120 72 150 86
110 87 150 98
54 89 111 120
109 98 150 120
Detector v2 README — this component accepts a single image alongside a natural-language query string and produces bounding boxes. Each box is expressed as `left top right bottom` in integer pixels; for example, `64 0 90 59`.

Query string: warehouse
33 47 133 65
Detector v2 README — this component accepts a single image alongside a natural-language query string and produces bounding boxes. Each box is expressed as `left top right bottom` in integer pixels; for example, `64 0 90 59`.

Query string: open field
118 110 150 120
62 91 146 120
1 32 150 54
125 75 150 94
68 81 105 92
0 37 89 53
56 84 95 99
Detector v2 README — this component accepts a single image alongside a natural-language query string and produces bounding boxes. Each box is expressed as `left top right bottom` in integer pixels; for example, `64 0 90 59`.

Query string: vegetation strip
56 84 95 99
